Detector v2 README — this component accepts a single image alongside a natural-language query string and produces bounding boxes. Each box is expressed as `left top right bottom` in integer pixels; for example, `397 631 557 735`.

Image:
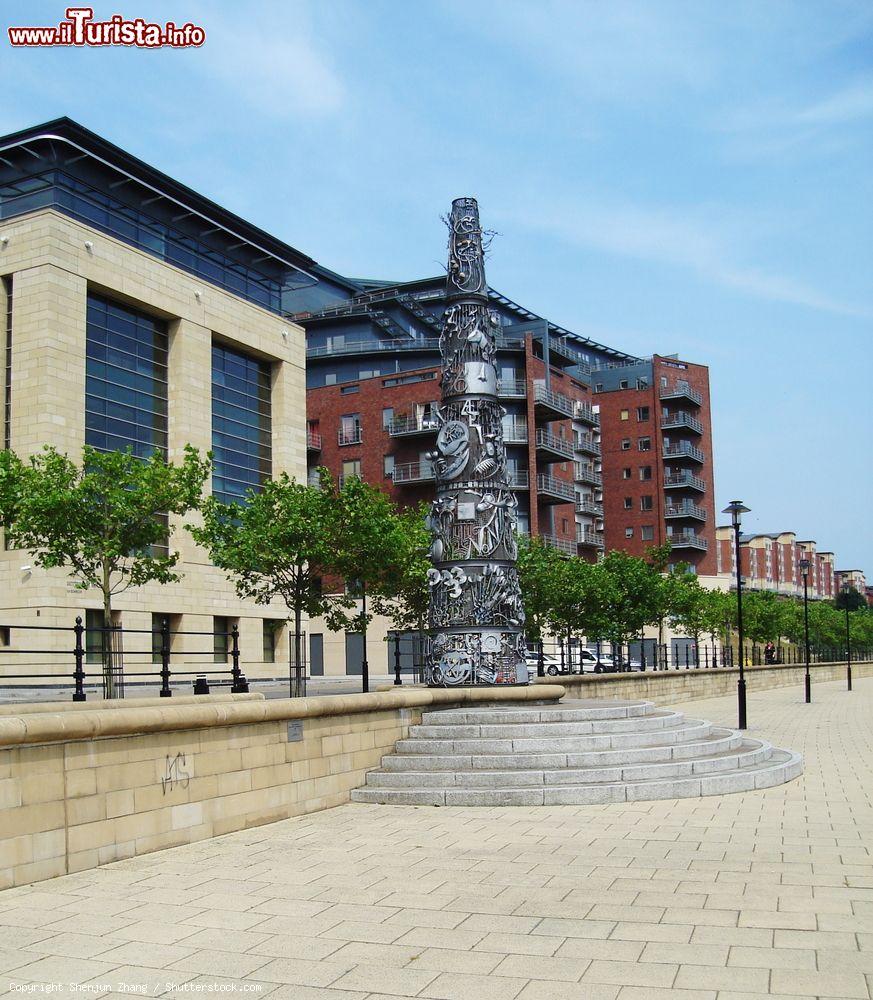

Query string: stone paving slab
1 677 871 999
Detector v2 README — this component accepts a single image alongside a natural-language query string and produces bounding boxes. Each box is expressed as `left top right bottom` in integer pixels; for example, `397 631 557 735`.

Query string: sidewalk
0 677 870 999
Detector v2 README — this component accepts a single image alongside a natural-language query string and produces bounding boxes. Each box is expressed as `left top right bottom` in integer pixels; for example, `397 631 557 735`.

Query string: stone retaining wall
540 658 871 704
0 684 562 889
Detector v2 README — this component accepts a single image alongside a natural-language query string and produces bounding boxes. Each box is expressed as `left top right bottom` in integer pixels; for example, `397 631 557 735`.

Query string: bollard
193 676 210 695
72 616 86 702
230 623 249 693
159 616 172 697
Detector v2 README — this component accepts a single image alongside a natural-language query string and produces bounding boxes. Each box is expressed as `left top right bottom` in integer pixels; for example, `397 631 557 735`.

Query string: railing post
393 632 402 686
72 616 86 702
159 616 172 697
230 623 249 693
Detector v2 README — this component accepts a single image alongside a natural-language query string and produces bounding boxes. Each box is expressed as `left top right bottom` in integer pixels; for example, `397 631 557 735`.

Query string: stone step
365 739 773 789
394 718 714 756
351 749 803 807
421 699 656 726
410 709 681 740
381 729 745 771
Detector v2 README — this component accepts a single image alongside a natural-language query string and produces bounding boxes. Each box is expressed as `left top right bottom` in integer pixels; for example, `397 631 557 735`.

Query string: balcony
503 419 529 444
660 381 702 406
576 526 605 549
338 427 362 446
574 463 603 487
506 469 530 490
541 534 577 556
392 461 434 484
388 414 439 437
535 428 574 461
533 383 575 420
663 442 705 464
498 378 527 398
308 337 440 359
536 473 575 505
574 401 600 427
575 497 603 517
664 502 707 522
663 471 705 492
575 434 601 457
660 411 703 434
306 430 322 452
548 338 592 373
669 532 709 551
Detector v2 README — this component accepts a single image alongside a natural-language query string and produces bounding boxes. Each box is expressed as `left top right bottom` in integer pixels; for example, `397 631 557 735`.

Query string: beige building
0 118 313 689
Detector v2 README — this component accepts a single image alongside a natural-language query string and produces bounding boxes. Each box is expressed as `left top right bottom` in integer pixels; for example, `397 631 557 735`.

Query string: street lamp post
722 500 750 730
842 583 852 692
799 557 811 703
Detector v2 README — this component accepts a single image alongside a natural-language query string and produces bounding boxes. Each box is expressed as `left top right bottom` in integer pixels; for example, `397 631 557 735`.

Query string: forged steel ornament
425 198 528 687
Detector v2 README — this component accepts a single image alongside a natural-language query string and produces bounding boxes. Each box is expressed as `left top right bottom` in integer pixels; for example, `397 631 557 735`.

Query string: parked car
525 651 562 679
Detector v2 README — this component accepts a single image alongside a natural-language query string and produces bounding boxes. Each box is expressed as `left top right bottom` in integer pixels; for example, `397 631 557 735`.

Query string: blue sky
3 0 872 575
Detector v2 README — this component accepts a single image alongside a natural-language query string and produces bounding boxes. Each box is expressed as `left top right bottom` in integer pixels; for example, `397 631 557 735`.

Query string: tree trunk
102 562 117 699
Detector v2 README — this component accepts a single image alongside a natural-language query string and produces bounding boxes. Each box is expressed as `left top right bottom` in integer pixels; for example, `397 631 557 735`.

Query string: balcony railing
663 442 704 463
575 497 603 517
663 472 706 492
392 461 434 484
574 463 603 487
574 401 600 426
498 378 527 398
541 534 577 556
506 469 529 489
306 334 528 360
535 428 574 459
664 502 707 521
503 419 529 444
338 427 362 446
669 532 709 550
576 527 605 548
306 430 322 451
547 338 592 373
533 383 575 419
660 411 703 434
575 434 601 457
536 474 575 503
387 414 439 437
660 381 702 406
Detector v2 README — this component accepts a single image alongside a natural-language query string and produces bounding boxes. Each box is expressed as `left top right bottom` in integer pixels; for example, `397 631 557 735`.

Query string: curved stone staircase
351 698 802 806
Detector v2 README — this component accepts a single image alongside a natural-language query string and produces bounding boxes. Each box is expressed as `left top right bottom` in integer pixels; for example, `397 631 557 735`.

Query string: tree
0 449 24 530
517 535 566 647
597 550 664 659
836 587 867 612
742 590 789 645
8 444 209 696
190 468 357 691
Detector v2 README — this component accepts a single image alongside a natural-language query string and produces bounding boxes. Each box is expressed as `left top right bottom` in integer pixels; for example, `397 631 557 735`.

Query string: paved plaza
1 677 871 1000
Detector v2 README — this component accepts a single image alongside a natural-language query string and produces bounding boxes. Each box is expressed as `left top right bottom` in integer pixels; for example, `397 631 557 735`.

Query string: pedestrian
764 640 776 665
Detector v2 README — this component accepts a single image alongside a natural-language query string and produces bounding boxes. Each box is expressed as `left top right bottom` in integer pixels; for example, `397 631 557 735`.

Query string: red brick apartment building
594 355 717 575
715 529 837 600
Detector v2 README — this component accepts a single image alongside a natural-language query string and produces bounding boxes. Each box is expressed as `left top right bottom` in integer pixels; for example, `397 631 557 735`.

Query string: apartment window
622 468 631 479
342 459 361 482
213 616 229 664
623 497 632 510
85 294 168 459
637 406 650 421
661 376 668 388
383 454 394 478
340 384 359 395
641 495 653 511
85 609 105 665
619 380 629 389
382 407 394 429
595 383 603 392
639 466 652 481
620 409 629 421
339 413 361 445
263 619 282 663
561 518 569 532
637 378 649 389
638 437 651 451
621 438 631 450
625 527 634 538
641 525 654 541
212 342 272 505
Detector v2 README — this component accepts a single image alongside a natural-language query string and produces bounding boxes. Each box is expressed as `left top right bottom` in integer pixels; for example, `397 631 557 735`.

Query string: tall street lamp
799 557 811 703
723 500 749 730
841 582 853 692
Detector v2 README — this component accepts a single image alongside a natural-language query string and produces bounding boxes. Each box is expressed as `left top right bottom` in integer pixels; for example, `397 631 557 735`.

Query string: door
309 634 324 676
345 631 364 675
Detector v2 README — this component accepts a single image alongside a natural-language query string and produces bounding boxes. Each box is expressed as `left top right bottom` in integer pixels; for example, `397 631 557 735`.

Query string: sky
3 0 872 575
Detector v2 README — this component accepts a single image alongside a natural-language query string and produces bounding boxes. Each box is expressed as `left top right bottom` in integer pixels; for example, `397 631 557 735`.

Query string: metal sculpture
425 198 527 686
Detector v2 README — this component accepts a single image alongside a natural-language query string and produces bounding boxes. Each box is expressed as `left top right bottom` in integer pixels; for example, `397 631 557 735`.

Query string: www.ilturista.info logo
8 7 205 48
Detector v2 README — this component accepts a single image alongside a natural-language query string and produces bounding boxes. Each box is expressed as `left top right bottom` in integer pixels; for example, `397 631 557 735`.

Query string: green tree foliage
517 535 566 643
366 503 432 635
835 586 867 612
597 549 664 651
191 469 359 672
7 444 209 694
